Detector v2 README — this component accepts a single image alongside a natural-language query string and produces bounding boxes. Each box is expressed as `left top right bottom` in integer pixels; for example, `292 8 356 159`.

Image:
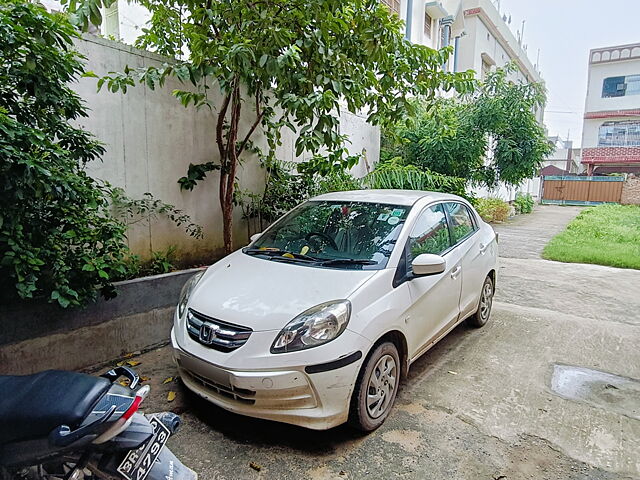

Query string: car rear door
443 202 485 318
402 203 463 359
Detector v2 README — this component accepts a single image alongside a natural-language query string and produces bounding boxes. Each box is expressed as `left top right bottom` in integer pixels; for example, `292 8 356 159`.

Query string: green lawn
542 204 640 270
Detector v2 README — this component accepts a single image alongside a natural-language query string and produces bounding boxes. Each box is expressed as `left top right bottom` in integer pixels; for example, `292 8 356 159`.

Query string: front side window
445 202 476 243
598 121 640 147
249 201 409 269
407 204 451 268
602 75 640 98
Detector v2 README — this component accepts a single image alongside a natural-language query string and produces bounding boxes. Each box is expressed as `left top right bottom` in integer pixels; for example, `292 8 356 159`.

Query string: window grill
381 0 401 15
424 12 432 38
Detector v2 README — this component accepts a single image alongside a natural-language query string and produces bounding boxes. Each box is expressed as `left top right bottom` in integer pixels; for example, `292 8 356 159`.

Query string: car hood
188 250 379 331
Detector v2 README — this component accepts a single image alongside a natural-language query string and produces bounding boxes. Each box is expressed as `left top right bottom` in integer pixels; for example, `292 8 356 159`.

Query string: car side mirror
411 254 446 277
249 232 262 243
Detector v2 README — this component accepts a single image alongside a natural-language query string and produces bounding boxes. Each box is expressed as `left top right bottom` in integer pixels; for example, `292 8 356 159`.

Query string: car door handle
450 265 462 279
479 243 488 254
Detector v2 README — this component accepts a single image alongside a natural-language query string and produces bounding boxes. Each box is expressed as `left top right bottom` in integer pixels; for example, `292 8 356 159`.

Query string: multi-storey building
383 0 541 86
581 43 640 175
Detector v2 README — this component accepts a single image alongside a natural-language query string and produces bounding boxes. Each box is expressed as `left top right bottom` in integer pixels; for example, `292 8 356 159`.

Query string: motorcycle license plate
117 417 170 480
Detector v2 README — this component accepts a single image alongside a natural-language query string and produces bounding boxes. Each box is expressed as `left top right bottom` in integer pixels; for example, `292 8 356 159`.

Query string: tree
383 97 486 179
384 65 554 188
0 1 131 307
67 0 474 253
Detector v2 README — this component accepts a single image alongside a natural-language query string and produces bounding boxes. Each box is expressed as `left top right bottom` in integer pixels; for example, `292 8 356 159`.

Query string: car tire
348 341 400 432
467 275 494 328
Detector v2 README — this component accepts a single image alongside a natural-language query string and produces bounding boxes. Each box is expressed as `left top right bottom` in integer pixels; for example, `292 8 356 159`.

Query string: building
539 136 581 176
385 0 541 84
581 43 640 175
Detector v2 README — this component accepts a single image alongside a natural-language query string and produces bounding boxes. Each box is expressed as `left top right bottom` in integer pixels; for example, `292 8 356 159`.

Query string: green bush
0 3 199 307
475 198 510 223
364 159 467 197
514 193 534 214
0 2 132 307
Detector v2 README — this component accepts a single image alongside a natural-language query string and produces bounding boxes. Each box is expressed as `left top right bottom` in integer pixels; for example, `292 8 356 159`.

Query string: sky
498 0 640 146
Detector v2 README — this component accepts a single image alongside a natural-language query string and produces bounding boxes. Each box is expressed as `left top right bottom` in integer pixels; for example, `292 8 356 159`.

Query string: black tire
467 275 494 328
348 342 400 432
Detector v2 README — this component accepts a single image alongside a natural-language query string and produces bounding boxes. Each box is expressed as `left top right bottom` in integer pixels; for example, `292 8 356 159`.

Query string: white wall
471 177 541 202
75 35 265 262
73 35 379 261
457 0 541 84
585 59 640 114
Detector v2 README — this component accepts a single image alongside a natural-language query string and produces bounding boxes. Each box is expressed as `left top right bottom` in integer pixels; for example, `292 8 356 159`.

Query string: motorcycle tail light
122 385 150 420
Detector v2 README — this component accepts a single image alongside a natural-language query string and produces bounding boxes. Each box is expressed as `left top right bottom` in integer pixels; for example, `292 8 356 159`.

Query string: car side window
444 202 477 244
407 204 451 267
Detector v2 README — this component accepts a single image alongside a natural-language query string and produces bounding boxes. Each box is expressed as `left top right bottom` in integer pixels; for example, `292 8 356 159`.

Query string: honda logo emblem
199 323 219 345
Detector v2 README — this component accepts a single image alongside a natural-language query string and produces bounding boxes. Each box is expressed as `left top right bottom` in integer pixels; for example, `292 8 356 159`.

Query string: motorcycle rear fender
106 413 154 450
147 447 198 480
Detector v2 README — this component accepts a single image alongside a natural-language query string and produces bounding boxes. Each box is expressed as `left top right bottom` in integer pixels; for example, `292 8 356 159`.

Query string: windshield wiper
318 258 378 266
243 247 318 262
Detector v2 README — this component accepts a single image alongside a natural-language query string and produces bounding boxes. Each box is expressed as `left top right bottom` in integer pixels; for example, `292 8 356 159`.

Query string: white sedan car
171 190 498 431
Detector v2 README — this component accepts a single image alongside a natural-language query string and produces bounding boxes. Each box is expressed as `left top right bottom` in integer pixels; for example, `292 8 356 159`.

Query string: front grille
186 309 252 352
184 369 256 405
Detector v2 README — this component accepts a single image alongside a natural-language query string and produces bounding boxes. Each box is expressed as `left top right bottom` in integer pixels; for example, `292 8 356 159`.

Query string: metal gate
541 176 624 205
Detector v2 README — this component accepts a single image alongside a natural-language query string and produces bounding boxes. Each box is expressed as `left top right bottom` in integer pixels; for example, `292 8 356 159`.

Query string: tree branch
216 88 233 162
237 89 264 157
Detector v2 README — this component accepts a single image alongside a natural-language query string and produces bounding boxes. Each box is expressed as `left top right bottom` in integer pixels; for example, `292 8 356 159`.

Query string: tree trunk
218 83 242 255
222 195 233 254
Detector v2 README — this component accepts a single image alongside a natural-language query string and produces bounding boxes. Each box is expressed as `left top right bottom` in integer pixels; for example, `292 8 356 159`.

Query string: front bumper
171 329 365 430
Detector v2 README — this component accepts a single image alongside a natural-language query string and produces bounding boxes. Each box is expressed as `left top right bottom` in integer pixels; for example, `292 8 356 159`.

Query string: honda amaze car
171 190 498 431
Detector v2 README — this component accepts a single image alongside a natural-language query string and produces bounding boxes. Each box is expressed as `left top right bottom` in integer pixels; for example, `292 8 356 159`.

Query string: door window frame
443 201 479 245
393 201 479 287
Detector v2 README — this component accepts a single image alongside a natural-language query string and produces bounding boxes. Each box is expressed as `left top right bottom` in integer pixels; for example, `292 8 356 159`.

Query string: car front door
443 202 484 318
403 203 463 360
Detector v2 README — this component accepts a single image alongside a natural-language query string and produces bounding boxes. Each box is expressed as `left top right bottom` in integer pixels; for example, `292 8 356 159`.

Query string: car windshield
247 201 410 269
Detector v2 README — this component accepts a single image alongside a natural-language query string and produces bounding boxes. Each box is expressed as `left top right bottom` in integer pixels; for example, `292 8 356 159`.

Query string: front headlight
271 300 351 354
177 270 205 318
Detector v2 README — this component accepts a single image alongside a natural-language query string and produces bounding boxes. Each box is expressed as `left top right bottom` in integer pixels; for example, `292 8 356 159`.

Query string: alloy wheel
366 354 397 419
479 281 493 322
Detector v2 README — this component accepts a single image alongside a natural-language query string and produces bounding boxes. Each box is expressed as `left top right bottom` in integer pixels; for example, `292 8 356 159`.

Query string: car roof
310 189 464 207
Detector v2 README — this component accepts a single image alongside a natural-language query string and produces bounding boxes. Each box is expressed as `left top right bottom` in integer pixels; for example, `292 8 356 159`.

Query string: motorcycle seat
0 370 111 445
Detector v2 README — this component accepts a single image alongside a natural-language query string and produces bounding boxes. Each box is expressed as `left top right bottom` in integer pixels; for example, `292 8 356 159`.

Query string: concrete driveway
134 205 640 480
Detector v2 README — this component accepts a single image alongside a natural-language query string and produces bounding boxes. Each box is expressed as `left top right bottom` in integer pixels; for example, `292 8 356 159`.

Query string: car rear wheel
467 276 494 328
348 342 400 432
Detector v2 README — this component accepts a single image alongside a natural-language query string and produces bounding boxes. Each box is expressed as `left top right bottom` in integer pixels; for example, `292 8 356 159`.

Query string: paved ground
119 205 640 480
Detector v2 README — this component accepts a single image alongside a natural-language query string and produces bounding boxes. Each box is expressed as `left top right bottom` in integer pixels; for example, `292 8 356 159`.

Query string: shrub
475 198 510 223
514 193 534 214
364 159 467 197
0 2 132 307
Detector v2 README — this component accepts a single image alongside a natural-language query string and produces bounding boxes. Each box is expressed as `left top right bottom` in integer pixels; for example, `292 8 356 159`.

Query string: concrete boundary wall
621 175 640 205
0 268 202 375
74 35 380 262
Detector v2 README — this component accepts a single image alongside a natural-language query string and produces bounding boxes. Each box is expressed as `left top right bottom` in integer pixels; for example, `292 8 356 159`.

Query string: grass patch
542 204 640 269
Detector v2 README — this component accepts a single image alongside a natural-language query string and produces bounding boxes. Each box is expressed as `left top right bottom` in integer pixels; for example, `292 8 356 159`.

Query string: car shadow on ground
179 320 473 452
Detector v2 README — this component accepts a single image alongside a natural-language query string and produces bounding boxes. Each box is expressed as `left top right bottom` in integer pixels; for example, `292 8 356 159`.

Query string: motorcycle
0 366 197 479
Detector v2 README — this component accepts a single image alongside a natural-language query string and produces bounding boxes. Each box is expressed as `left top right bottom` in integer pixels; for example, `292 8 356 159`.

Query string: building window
424 12 432 38
602 75 640 97
598 121 640 147
481 59 492 79
381 0 401 15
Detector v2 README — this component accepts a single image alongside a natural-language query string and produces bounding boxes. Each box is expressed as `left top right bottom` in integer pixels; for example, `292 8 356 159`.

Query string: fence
541 176 625 205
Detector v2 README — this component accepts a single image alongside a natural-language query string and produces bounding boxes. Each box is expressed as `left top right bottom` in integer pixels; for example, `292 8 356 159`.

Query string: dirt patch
380 429 424 453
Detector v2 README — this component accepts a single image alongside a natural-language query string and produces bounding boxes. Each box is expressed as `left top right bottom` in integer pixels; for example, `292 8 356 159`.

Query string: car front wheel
348 341 400 432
